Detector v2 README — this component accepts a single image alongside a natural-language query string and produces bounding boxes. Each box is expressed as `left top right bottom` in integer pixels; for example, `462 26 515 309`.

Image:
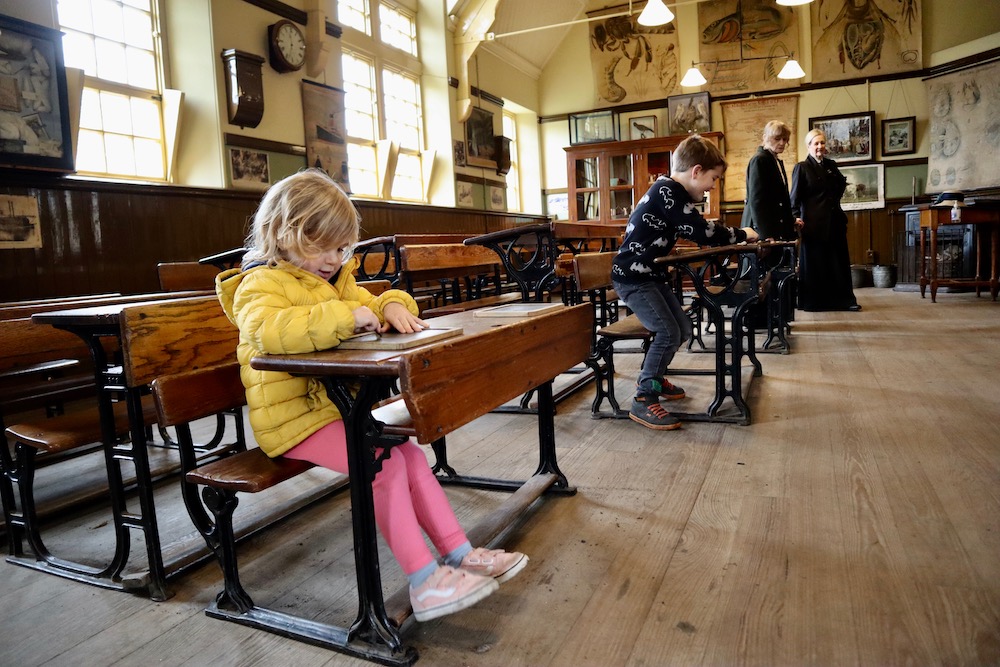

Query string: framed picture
668 92 710 135
0 16 74 173
881 116 916 156
0 194 42 249
465 107 496 167
454 140 467 167
569 110 618 145
545 191 569 221
456 180 475 208
840 163 885 211
228 147 270 190
489 185 506 211
809 112 875 164
628 115 658 141
301 80 350 192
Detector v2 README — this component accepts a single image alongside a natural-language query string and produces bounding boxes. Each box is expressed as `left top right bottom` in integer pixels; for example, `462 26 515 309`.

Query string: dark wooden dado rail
0 176 546 301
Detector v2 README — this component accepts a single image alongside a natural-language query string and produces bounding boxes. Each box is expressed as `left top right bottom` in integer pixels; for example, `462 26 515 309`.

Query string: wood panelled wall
0 176 546 301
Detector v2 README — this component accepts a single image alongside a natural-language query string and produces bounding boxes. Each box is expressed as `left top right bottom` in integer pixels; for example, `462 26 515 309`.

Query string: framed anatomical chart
811 0 922 83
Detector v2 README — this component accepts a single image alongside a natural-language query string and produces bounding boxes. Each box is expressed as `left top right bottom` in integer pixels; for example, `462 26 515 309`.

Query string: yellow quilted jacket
216 258 418 457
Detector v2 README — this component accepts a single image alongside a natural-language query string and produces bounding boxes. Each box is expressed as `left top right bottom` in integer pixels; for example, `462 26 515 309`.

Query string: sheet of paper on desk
337 327 463 350
473 302 565 317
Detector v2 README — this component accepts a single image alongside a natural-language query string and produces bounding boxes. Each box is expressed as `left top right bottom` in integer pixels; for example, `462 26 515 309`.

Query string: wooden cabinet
565 132 723 224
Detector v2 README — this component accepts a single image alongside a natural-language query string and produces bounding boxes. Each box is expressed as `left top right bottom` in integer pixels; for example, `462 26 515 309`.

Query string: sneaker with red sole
410 565 498 622
460 547 528 584
646 379 685 401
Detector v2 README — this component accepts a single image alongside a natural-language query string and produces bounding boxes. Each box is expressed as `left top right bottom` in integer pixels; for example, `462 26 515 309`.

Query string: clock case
268 19 306 73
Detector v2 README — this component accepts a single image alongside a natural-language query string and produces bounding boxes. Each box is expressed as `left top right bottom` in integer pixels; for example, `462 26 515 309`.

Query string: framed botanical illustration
881 116 916 156
668 92 710 135
465 107 496 167
808 112 875 164
628 115 657 141
569 110 617 145
840 163 885 211
0 15 75 173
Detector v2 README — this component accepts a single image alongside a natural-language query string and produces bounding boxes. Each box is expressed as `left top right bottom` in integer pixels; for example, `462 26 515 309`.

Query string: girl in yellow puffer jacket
217 169 527 622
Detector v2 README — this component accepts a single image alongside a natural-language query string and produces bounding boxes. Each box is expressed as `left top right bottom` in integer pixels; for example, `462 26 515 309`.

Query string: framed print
0 194 42 249
489 185 506 211
629 115 657 141
840 163 885 211
0 16 74 173
228 148 270 190
454 140 467 167
569 110 617 145
456 180 475 208
301 80 350 192
809 112 875 164
881 116 916 156
545 191 569 221
668 92 710 135
465 107 496 167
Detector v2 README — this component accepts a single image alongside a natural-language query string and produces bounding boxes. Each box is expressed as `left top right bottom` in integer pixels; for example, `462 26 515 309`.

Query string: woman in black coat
741 120 797 242
790 129 861 312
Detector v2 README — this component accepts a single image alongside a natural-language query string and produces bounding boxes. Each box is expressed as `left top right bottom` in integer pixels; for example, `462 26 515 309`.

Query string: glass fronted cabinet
565 132 723 225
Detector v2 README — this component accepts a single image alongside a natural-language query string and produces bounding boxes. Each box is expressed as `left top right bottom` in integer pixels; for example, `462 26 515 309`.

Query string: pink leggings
283 421 468 575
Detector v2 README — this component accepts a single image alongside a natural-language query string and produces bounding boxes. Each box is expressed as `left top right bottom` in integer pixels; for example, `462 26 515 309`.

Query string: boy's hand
381 301 428 334
352 306 381 333
742 227 760 242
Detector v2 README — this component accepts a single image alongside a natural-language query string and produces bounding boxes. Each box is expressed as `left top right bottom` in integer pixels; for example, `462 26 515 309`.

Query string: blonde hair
762 120 791 148
243 169 360 268
804 129 826 147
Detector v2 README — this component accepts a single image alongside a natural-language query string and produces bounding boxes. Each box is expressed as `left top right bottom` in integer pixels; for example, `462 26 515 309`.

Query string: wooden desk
908 203 1000 302
26 293 223 600
249 305 590 665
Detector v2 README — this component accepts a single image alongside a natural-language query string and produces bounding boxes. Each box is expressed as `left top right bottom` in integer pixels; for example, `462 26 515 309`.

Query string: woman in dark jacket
741 120 797 242
790 129 861 311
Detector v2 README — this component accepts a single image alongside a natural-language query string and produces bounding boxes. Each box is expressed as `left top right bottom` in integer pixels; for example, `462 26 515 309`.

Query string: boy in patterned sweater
611 135 759 430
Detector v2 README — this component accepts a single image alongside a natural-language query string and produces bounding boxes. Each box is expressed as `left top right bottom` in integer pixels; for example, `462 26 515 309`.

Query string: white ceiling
477 0 589 76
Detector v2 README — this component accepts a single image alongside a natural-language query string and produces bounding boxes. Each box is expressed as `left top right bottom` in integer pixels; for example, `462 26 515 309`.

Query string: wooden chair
157 262 220 292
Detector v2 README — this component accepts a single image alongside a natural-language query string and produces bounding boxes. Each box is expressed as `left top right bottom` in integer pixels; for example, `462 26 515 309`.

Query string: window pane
126 47 157 90
342 53 378 142
379 3 417 56
76 129 107 172
123 0 150 9
92 0 125 42
62 30 98 76
95 39 128 83
338 0 370 35
382 70 421 151
104 133 136 175
134 137 165 179
100 91 133 135
122 7 154 50
131 97 161 139
58 0 94 33
79 88 104 130
347 144 378 197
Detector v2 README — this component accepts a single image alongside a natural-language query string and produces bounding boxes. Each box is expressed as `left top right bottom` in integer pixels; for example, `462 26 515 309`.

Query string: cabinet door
572 155 601 222
608 152 635 222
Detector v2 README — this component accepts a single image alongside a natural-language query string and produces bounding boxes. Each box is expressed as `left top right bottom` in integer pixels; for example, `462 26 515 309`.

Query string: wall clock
268 19 307 73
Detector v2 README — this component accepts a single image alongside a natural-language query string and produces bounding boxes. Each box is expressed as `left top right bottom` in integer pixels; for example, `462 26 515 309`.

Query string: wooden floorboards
2 288 998 666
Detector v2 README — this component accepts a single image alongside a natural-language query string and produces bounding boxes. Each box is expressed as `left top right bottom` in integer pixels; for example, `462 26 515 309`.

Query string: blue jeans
612 279 692 395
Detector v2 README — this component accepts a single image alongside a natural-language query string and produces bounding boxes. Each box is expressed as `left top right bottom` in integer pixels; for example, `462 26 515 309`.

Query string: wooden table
905 203 1000 302
249 305 590 665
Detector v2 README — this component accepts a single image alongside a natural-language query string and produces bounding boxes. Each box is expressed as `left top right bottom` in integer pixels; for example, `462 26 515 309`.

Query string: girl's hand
352 306 381 333
381 302 428 334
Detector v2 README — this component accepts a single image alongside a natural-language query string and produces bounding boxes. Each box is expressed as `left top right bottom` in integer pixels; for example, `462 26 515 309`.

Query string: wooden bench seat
157 261 220 292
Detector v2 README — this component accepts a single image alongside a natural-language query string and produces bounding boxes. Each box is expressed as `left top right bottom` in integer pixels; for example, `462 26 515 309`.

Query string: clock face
269 20 306 72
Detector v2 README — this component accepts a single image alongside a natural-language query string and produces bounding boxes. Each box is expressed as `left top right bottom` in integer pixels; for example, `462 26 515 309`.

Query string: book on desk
472 302 565 318
337 327 463 350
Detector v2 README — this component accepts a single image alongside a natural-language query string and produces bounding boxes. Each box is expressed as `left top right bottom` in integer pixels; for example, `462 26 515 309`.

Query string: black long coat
790 155 858 311
740 146 796 241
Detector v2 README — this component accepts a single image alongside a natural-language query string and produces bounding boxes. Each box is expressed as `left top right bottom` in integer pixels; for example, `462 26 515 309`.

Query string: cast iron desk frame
653 244 765 426
247 310 579 665
25 297 208 600
909 204 1000 302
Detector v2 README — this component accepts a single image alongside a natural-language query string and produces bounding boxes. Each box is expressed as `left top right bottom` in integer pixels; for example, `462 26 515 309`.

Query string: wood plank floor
2 288 998 666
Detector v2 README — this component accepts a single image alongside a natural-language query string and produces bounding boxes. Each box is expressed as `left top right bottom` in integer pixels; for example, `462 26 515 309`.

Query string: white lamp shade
775 0 813 5
777 58 806 79
637 0 675 27
679 66 707 87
